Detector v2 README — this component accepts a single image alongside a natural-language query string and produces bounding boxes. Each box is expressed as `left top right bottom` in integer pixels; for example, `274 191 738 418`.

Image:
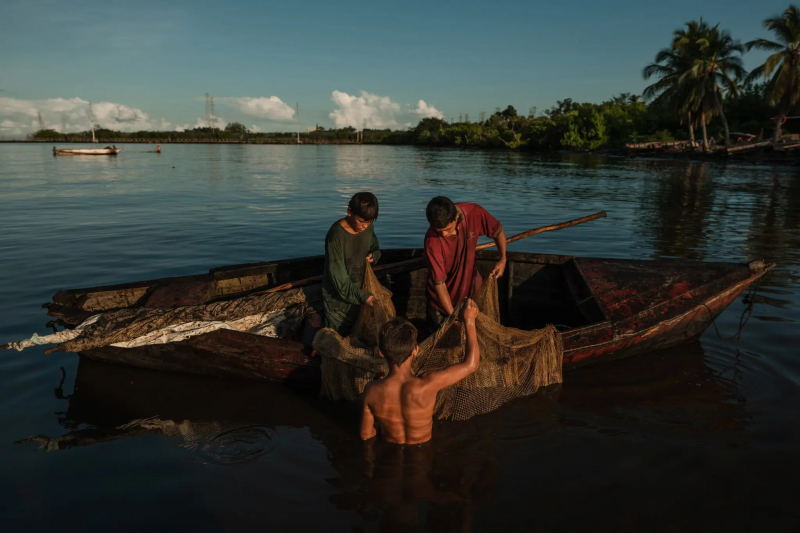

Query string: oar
264 210 606 293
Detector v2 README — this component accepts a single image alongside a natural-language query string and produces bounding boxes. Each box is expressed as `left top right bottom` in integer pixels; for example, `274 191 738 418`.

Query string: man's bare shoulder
412 372 443 390
363 378 379 395
363 376 390 400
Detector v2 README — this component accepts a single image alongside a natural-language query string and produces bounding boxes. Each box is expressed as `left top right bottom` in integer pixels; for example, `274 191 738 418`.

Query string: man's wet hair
426 196 458 229
349 192 379 221
379 317 418 366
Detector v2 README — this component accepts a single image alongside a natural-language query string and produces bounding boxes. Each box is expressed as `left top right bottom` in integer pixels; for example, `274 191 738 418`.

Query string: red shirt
425 203 501 312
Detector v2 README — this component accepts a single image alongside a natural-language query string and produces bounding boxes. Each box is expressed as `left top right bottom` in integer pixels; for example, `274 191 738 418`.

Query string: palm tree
643 21 743 151
675 20 746 150
746 5 800 146
643 43 704 149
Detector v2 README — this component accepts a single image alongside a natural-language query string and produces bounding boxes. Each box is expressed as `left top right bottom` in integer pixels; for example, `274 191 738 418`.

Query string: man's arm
360 393 377 440
422 299 480 390
489 227 507 278
426 240 453 314
433 283 455 316
367 230 381 264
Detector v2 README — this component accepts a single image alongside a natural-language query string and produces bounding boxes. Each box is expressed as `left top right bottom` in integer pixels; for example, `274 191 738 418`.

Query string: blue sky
0 0 788 136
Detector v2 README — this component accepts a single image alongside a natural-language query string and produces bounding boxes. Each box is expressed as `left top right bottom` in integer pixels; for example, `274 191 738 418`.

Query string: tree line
29 5 800 152
29 123 396 144
391 5 800 151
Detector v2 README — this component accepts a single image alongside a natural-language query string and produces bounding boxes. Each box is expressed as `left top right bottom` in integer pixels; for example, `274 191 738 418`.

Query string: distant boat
57 148 120 156
730 132 756 143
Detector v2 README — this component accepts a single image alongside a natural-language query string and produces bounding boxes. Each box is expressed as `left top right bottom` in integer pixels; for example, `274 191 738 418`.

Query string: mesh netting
1 288 312 354
313 263 563 420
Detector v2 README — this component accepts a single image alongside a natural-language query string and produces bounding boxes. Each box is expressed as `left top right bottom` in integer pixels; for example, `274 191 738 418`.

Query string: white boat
57 148 121 156
55 103 119 155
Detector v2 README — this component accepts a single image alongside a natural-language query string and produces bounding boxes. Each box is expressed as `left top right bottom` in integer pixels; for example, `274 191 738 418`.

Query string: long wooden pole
265 210 606 293
477 210 606 250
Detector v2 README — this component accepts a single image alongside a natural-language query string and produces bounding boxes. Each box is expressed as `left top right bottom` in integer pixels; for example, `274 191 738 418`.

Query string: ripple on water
195 425 278 466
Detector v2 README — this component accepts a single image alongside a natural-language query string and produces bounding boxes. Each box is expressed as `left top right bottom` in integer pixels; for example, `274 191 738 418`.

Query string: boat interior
376 250 607 332
51 249 609 336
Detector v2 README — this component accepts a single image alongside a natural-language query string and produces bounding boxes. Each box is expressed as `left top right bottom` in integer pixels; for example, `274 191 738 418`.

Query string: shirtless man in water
360 300 480 444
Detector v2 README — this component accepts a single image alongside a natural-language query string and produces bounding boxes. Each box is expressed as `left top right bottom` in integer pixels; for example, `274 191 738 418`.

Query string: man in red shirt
424 196 507 331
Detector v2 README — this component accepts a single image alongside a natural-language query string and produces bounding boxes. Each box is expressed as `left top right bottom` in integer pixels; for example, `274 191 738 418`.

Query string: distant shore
4 138 798 165
0 139 374 145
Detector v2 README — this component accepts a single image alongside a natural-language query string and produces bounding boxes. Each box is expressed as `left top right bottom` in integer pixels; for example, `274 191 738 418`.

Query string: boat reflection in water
16 338 747 531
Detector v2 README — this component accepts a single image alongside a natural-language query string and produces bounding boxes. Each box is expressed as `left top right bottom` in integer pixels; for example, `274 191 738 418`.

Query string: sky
0 0 789 137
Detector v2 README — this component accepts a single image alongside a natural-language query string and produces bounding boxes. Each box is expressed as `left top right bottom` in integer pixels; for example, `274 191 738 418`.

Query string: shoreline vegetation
19 5 800 161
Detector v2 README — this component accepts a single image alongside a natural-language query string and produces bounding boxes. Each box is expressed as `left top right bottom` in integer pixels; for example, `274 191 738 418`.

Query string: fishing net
313 263 563 420
3 287 312 353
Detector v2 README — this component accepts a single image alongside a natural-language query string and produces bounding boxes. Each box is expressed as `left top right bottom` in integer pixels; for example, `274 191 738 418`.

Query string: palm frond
745 64 768 85
642 62 675 80
653 47 679 64
746 38 786 52
768 66 791 106
718 59 747 82
718 72 740 97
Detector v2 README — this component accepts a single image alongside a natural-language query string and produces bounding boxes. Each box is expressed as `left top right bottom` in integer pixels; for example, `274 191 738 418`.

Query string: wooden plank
726 140 770 153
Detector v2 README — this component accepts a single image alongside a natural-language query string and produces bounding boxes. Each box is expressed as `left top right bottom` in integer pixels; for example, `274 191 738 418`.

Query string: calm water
1 144 798 532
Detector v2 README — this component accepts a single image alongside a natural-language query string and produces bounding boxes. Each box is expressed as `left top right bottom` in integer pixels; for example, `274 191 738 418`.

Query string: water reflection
559 342 747 432
640 162 715 260
2 146 799 530
15 339 754 530
742 167 800 290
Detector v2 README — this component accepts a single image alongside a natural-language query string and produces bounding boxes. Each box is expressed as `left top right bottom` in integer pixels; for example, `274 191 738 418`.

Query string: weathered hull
82 329 320 386
563 274 751 367
64 252 770 386
77 278 755 385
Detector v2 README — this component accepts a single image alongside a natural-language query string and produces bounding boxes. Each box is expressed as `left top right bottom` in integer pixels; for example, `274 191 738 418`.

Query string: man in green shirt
322 192 381 335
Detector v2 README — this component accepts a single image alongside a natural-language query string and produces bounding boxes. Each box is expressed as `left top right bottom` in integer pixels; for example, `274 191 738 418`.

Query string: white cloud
0 119 16 128
329 91 401 129
221 97 295 122
410 100 444 119
195 115 226 129
250 124 262 133
0 97 171 135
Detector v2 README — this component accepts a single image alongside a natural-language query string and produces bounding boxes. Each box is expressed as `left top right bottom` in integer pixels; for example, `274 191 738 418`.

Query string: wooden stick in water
265 210 606 293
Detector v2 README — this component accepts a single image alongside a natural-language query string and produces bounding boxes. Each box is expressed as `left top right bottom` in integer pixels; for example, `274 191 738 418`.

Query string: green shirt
322 221 381 335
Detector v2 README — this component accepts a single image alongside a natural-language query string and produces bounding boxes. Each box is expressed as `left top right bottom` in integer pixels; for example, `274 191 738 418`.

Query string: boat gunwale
50 250 574 297
561 260 773 342
46 251 771 345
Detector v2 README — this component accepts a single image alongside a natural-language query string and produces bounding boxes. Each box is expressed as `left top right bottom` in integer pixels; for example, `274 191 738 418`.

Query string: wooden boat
57 148 120 156
41 250 773 387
